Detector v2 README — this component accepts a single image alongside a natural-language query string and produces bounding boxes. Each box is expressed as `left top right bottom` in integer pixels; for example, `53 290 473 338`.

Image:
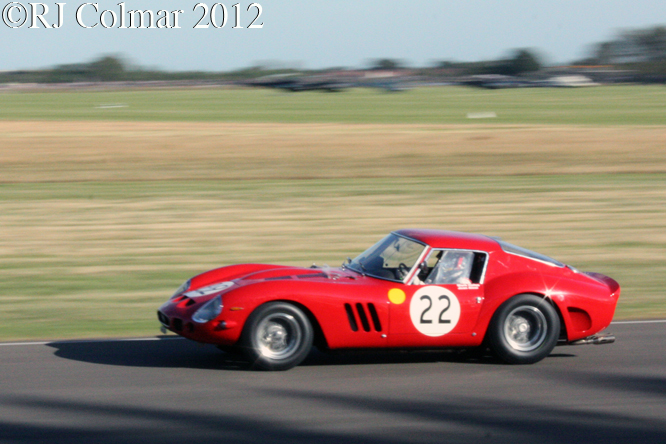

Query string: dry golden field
1 121 665 182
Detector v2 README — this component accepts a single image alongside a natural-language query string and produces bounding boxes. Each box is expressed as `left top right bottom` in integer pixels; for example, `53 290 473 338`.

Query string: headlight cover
192 295 223 324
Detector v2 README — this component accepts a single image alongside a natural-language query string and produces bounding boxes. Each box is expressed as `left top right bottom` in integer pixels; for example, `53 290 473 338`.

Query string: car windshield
347 234 425 282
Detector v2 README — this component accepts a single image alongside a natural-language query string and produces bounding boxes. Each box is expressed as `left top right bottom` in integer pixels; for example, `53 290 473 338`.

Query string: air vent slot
568 307 592 332
355 303 371 332
265 276 292 281
344 303 358 332
367 303 382 332
296 273 327 279
172 318 183 332
176 296 197 307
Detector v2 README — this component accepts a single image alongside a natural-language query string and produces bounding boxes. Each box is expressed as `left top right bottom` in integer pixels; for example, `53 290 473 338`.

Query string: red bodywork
158 229 619 350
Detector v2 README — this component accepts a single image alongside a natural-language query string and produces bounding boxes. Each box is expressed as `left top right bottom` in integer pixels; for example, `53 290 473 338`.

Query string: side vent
356 303 371 332
367 303 382 332
567 307 592 332
344 303 358 332
344 303 382 333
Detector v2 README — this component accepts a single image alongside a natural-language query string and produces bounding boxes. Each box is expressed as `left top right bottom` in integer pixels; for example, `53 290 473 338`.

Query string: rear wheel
240 302 313 371
488 294 560 364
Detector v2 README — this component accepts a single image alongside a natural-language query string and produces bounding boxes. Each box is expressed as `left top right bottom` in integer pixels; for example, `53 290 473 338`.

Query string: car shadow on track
47 337 576 371
47 338 249 371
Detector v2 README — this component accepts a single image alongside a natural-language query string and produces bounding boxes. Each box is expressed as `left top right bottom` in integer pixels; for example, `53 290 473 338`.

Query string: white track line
610 319 666 325
1 320 664 347
0 336 185 347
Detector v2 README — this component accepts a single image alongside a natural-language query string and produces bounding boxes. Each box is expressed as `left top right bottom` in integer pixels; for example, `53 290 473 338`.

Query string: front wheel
240 302 314 371
487 294 560 365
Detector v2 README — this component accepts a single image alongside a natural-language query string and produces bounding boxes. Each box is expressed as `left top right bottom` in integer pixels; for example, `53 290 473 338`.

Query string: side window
468 252 487 284
426 251 474 284
412 250 487 285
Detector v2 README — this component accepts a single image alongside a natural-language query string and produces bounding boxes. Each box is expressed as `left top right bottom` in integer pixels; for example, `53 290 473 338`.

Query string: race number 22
410 287 461 336
419 295 451 324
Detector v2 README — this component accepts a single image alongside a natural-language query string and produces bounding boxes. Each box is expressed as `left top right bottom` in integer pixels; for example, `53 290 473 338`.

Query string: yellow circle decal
388 288 406 305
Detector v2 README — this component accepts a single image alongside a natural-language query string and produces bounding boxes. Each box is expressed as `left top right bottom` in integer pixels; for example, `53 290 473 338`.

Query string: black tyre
487 294 560 365
240 302 314 371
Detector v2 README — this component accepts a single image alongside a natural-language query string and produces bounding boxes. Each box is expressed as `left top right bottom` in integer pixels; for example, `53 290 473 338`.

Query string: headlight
171 279 191 298
192 295 223 323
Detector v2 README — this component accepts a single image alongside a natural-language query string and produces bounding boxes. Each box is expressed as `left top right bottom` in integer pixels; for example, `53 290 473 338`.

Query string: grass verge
1 86 665 125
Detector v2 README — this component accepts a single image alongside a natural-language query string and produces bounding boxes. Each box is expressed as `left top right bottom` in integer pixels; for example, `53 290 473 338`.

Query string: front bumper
157 306 241 345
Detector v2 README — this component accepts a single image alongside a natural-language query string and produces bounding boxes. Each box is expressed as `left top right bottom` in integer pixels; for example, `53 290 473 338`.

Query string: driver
414 251 473 285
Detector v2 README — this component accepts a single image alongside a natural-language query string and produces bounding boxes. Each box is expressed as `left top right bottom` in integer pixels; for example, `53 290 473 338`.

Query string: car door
387 249 487 347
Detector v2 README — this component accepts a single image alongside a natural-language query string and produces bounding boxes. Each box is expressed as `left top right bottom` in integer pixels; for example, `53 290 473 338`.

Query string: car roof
394 229 500 252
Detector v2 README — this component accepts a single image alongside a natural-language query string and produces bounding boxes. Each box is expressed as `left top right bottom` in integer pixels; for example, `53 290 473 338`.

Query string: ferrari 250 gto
158 229 619 370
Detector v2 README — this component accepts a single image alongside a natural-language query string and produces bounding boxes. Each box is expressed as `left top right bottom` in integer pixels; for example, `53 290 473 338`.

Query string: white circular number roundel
409 286 461 337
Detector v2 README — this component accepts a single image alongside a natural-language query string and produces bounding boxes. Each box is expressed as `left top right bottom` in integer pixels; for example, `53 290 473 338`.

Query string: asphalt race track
0 321 664 444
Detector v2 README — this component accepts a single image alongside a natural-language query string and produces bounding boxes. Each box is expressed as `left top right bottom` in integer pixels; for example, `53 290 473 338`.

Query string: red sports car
158 229 619 370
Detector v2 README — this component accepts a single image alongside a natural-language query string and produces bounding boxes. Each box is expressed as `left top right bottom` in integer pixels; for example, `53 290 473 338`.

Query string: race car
158 229 619 370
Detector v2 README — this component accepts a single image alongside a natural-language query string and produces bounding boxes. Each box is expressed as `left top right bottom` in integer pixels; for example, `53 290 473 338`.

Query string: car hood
188 263 357 292
239 267 333 282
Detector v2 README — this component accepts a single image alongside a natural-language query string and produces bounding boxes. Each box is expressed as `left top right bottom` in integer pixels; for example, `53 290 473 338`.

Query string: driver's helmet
440 251 468 271
427 251 472 284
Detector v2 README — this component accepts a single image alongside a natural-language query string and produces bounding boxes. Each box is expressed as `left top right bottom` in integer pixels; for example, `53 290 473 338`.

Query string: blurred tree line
1 26 664 84
425 26 666 82
427 48 542 77
574 26 666 82
0 55 301 84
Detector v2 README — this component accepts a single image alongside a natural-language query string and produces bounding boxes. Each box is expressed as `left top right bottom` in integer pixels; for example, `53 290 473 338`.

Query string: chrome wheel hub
504 305 547 352
255 313 301 360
